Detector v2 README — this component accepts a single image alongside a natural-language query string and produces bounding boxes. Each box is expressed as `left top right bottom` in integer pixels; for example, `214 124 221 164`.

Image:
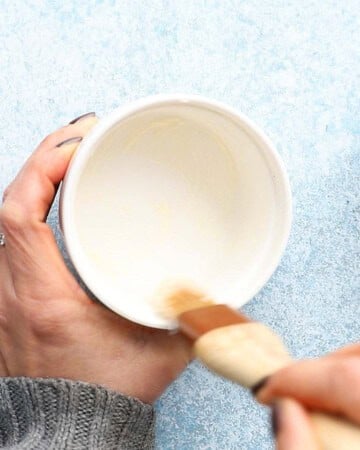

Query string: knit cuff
0 377 154 449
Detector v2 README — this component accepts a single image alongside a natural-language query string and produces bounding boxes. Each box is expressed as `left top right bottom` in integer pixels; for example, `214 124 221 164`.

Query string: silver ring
0 233 5 247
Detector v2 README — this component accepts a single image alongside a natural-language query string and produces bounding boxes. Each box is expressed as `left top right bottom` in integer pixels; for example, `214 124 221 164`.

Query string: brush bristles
160 288 215 319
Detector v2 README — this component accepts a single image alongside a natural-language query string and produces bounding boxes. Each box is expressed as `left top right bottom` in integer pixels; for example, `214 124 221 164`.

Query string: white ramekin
60 95 292 329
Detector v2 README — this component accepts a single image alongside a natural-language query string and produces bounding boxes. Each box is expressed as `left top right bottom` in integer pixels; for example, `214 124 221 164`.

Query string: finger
0 114 98 296
2 113 98 221
37 112 97 151
329 343 360 358
274 399 320 450
256 357 360 423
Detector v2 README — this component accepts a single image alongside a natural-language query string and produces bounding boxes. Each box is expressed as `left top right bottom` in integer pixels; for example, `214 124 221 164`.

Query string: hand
0 113 191 403
255 343 360 449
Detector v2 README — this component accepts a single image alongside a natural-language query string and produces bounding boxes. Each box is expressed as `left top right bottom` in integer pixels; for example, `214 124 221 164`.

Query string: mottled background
0 1 359 448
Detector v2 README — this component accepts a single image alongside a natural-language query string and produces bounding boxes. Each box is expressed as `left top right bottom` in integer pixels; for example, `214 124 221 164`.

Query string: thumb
273 399 320 450
1 113 98 295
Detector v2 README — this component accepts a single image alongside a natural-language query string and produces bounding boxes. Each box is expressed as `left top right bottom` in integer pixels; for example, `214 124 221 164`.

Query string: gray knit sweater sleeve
0 377 154 449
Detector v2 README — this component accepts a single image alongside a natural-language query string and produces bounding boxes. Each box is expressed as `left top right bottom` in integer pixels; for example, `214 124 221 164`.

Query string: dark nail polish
69 112 96 124
56 137 83 147
271 404 280 436
251 376 270 395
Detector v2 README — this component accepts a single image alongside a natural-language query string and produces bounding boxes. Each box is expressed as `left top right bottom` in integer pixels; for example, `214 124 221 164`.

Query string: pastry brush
160 288 360 450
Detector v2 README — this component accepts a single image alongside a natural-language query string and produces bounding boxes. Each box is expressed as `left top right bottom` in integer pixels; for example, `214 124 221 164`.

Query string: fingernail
271 403 280 436
69 112 96 124
56 136 83 147
251 376 270 395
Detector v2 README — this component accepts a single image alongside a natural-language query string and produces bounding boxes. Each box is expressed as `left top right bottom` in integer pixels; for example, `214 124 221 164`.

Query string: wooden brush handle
194 323 360 449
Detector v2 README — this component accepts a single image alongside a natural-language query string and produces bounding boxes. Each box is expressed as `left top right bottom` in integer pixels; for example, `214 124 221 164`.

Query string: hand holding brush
160 288 360 450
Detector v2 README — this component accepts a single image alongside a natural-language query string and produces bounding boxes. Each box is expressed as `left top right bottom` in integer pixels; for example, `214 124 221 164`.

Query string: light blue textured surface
0 1 359 448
